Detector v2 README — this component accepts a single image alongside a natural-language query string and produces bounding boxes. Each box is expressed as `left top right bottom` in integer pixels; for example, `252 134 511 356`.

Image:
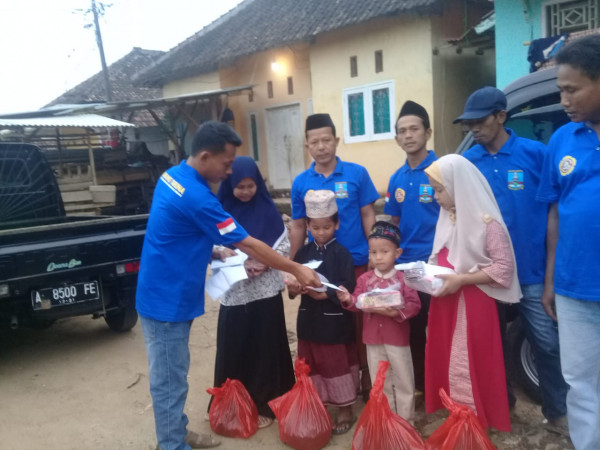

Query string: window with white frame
342 80 395 143
543 0 600 35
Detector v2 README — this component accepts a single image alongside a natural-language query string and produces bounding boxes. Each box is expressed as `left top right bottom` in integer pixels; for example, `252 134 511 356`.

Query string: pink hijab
425 154 521 304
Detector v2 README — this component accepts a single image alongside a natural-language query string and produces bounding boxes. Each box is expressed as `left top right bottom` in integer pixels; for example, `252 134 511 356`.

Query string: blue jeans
556 295 600 450
141 315 193 450
518 284 567 420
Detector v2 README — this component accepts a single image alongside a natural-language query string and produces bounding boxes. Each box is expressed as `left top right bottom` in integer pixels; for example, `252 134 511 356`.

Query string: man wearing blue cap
455 87 568 435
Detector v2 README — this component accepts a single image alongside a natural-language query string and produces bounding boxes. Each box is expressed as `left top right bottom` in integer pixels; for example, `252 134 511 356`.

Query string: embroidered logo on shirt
395 188 406 203
160 172 186 197
334 182 348 198
559 156 576 176
419 185 433 203
507 170 524 190
217 217 237 235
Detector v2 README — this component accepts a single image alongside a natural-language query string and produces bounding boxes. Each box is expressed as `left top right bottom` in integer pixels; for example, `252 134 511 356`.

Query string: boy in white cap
287 189 359 435
291 112 379 400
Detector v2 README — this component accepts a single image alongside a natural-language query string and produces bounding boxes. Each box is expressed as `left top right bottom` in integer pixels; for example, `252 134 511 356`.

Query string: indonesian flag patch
217 217 237 235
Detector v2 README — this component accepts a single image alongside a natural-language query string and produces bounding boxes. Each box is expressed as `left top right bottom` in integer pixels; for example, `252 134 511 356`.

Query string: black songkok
305 113 336 134
397 100 430 130
369 221 401 247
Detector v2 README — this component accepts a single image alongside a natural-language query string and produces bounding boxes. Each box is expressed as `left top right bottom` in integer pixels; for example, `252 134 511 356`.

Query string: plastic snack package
425 388 496 450
206 378 259 439
356 288 404 310
352 361 425 450
268 358 333 450
397 261 456 295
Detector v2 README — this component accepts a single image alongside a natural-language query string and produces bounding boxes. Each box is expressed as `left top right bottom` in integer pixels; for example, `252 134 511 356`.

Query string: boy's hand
368 307 401 318
293 264 322 290
336 286 352 305
305 288 327 300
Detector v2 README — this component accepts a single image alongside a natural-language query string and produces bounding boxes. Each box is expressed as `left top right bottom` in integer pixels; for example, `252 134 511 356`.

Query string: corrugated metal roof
0 85 253 121
55 85 254 116
0 114 135 128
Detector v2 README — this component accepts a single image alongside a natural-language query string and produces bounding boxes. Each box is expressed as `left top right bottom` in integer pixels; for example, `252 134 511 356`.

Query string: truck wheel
104 290 138 332
507 316 542 404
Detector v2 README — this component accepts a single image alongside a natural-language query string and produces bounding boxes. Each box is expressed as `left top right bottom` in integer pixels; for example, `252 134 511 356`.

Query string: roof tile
136 0 441 86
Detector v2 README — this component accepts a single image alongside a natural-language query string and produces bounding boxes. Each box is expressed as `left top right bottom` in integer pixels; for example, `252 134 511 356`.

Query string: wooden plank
66 210 98 217
57 181 93 192
61 190 93 203
64 202 114 212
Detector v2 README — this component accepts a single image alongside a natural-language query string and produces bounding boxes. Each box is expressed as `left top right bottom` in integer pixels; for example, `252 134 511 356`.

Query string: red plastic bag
206 378 258 439
352 361 425 450
268 358 333 450
425 388 496 450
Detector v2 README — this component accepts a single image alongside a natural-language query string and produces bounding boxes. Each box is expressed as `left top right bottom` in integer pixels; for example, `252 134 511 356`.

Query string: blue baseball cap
453 86 507 123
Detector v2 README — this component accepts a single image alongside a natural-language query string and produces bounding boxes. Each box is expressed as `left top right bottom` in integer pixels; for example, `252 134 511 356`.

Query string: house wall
495 0 544 89
157 5 495 191
309 16 435 193
430 4 496 154
220 44 313 184
162 71 222 97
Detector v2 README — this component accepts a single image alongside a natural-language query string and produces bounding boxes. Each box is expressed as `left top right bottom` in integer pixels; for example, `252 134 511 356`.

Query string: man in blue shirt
384 100 439 393
455 87 568 434
537 35 600 450
290 113 378 267
290 113 379 399
137 121 320 450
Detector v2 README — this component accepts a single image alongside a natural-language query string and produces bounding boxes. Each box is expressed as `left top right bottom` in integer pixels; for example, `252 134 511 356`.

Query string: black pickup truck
0 143 147 331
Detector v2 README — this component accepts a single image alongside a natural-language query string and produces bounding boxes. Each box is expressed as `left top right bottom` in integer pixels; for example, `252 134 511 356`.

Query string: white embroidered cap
304 189 337 219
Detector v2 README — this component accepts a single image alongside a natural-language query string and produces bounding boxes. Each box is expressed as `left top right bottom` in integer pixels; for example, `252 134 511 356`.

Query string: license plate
31 281 100 310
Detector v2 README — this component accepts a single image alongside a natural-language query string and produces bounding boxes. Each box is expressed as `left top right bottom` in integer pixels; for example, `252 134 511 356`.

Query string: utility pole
91 0 112 102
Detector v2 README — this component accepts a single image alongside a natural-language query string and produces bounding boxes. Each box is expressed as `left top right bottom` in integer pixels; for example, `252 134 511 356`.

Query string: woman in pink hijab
424 154 521 431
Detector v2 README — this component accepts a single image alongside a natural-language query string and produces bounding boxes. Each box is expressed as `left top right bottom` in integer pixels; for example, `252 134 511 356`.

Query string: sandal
185 430 220 448
258 415 274 429
332 416 357 435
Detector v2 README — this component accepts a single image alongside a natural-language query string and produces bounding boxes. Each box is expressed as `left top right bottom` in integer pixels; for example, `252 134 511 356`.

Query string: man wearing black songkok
384 100 439 394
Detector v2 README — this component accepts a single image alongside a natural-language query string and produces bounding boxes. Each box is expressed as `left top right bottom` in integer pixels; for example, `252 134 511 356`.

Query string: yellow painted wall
221 44 313 181
309 16 435 193
163 71 222 97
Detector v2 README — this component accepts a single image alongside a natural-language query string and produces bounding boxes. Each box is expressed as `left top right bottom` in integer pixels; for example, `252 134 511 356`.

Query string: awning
53 84 254 116
444 10 495 53
0 114 134 128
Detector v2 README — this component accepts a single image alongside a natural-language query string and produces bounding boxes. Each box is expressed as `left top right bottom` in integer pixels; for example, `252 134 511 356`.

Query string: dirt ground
0 291 574 450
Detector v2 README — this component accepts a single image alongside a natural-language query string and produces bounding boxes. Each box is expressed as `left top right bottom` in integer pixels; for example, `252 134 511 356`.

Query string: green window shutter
348 92 365 136
372 88 390 134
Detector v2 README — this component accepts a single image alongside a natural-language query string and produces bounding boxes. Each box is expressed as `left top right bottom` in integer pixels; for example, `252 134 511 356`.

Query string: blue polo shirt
136 161 248 321
291 157 379 266
537 121 600 301
463 129 547 285
384 150 439 263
